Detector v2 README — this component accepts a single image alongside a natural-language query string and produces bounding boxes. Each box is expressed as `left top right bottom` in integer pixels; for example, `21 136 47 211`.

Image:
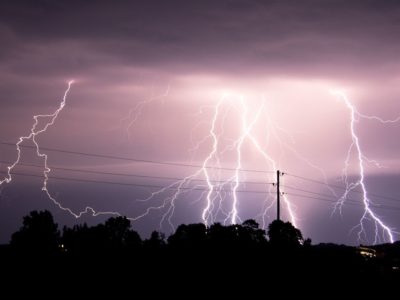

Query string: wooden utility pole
277 170 281 221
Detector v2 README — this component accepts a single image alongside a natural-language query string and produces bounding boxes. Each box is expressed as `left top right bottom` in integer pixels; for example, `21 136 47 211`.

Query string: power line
285 172 400 203
285 192 400 212
283 185 400 207
282 185 339 199
0 160 273 186
0 171 275 194
2 141 399 204
0 141 274 174
2 171 399 211
286 192 358 206
283 188 367 204
285 172 362 191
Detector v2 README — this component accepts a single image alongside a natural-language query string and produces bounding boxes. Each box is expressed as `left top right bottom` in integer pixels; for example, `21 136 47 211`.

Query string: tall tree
268 220 303 247
11 210 60 254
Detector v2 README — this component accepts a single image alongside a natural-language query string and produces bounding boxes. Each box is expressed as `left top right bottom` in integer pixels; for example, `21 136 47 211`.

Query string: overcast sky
0 0 400 245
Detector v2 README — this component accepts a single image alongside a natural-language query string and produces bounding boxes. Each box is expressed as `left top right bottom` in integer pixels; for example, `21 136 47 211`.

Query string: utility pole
276 170 281 221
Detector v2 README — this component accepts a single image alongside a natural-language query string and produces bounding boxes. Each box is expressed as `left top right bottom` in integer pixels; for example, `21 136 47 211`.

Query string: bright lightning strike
1 81 74 211
135 92 299 231
0 81 73 187
331 89 399 244
3 83 291 232
6 82 398 245
0 81 124 220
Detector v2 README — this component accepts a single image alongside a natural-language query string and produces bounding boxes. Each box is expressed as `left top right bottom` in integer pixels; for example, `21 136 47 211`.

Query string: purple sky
1 0 400 245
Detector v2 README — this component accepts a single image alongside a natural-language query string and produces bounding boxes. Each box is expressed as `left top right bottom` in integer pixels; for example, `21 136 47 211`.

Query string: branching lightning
331 90 399 244
2 83 291 232
134 93 299 231
2 81 399 244
119 85 170 140
0 81 125 219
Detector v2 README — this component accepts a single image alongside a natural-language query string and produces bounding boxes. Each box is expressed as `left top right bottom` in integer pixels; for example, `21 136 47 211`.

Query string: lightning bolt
125 94 227 231
1 81 74 187
133 94 235 230
5 85 297 232
11 82 398 245
0 81 125 219
201 96 224 226
227 96 274 225
135 92 300 232
119 85 170 140
331 90 398 244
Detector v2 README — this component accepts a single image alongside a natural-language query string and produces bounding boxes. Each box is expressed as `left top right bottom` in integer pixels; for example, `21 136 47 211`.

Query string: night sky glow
1 0 400 245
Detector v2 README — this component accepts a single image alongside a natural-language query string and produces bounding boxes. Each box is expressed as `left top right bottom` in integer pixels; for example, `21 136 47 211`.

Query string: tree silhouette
168 223 207 248
63 217 142 253
144 231 166 250
10 210 60 254
63 223 93 253
237 219 267 246
267 220 303 248
125 230 142 250
6 210 394 280
104 216 138 250
207 222 237 248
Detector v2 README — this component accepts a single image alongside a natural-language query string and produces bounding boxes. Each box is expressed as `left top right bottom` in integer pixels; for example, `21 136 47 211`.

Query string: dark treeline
7 210 307 255
9 211 311 257
1 210 399 290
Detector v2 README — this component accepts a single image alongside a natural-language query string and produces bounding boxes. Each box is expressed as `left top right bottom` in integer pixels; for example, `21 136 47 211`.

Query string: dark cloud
1 0 400 77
